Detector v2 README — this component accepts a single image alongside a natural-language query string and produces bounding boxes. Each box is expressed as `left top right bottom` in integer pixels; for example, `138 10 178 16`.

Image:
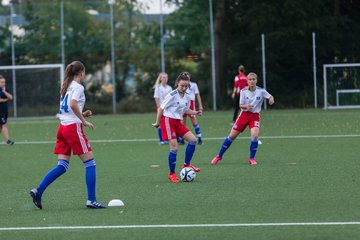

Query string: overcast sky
1 0 178 14
136 0 178 14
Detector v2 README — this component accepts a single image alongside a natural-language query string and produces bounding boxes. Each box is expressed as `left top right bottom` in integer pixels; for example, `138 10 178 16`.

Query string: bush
117 96 155 113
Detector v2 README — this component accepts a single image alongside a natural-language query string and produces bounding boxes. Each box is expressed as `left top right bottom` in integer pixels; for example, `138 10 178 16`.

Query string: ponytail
60 61 85 98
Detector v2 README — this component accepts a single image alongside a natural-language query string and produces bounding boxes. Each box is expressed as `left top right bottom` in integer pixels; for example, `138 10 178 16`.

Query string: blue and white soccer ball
180 167 196 182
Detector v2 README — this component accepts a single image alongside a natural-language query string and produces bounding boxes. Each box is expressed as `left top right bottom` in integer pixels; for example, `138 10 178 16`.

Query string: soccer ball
180 167 196 182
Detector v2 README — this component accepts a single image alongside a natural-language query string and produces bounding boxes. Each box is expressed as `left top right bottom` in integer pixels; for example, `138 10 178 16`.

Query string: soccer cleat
30 188 42 209
86 200 107 209
183 164 201 172
197 139 203 145
159 141 168 145
249 158 257 165
6 140 14 145
211 155 222 165
168 173 180 183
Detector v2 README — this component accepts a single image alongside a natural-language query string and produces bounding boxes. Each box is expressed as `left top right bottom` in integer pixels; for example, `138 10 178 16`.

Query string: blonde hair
153 72 168 89
247 72 257 79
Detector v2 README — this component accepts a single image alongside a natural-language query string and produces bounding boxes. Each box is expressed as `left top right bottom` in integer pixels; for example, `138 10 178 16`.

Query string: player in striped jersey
211 72 274 166
30 61 106 209
152 72 202 183
153 72 172 145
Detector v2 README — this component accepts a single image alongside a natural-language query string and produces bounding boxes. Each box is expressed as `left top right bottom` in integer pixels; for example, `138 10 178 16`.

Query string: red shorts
233 111 260 132
161 117 190 140
183 100 195 118
54 123 92 155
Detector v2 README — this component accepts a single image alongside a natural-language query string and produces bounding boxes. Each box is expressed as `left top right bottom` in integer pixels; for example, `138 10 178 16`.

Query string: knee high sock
168 150 177 173
218 136 234 158
194 124 202 141
84 159 97 202
38 160 69 195
184 141 196 165
250 138 259 159
157 127 163 142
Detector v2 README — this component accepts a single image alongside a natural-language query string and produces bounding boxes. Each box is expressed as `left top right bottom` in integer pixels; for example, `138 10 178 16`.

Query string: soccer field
0 109 360 240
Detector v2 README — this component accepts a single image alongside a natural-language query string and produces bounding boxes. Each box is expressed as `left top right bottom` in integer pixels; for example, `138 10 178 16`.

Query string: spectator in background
0 75 14 145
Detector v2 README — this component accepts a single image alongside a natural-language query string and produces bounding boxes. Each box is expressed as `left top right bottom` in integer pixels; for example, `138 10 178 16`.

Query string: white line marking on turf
1 222 360 231
2 134 360 145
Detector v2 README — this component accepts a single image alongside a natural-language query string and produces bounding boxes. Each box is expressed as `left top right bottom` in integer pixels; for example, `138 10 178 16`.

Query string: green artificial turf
0 109 359 239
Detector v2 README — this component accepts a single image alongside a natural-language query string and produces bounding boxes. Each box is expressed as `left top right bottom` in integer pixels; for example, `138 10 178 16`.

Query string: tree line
0 0 359 113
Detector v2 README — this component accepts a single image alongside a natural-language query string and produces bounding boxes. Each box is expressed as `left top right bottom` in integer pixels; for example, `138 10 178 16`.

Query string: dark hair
174 71 190 87
60 61 85 98
238 65 245 73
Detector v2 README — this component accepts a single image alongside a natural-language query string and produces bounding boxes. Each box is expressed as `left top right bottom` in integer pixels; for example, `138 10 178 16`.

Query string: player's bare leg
1 124 14 145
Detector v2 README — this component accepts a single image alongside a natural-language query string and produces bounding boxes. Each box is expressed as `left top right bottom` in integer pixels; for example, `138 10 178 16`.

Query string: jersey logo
256 97 260 100
170 90 178 96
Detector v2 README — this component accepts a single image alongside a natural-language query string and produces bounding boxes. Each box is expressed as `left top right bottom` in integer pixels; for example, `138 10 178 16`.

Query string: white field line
1 134 360 145
1 222 360 231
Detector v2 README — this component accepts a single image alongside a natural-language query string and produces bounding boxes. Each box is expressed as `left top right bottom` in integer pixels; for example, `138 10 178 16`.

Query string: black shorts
0 112 8 125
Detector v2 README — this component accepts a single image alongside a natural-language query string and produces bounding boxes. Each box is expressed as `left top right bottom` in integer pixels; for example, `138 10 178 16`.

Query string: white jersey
58 81 85 125
153 84 172 105
239 86 271 113
160 89 191 120
186 81 199 101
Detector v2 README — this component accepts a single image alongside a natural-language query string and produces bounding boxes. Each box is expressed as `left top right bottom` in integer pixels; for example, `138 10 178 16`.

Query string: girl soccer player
179 79 204 145
30 61 106 209
153 72 172 145
152 72 202 183
211 72 274 165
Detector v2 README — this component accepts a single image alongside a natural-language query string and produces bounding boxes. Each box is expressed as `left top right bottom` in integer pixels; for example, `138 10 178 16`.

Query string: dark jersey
0 88 9 114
